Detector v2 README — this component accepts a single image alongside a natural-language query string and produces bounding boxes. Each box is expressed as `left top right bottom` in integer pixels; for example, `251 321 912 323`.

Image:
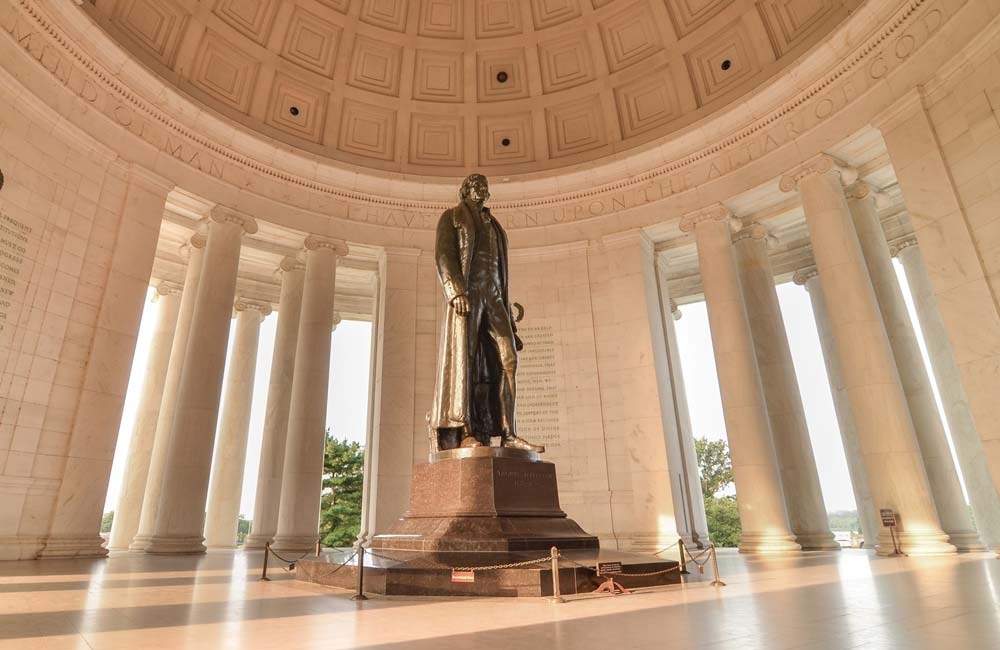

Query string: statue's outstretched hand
451 295 470 316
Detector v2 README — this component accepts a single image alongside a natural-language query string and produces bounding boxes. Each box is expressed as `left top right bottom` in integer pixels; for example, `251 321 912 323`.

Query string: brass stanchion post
352 545 369 601
315 538 321 557
259 542 271 581
678 538 690 575
709 543 726 587
549 546 562 603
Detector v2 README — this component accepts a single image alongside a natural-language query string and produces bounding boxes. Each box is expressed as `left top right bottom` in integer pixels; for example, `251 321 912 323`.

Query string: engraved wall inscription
515 320 563 447
0 203 31 334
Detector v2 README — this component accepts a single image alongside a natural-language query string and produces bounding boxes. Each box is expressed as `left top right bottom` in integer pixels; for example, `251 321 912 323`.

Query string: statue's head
459 174 490 204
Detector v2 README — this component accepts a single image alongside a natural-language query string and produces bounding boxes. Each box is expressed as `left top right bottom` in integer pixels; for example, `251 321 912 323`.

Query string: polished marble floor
0 548 998 649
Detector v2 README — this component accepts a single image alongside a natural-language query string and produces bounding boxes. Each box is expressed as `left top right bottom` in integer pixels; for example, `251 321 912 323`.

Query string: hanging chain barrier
259 540 350 582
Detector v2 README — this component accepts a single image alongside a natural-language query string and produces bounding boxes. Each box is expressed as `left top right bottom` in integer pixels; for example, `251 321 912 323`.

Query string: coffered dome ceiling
84 0 860 178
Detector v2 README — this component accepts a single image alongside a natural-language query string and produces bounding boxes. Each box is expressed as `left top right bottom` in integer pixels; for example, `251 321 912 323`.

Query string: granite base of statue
296 446 681 597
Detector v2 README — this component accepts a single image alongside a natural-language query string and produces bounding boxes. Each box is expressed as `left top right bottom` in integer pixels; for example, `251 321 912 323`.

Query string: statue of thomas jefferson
428 174 544 454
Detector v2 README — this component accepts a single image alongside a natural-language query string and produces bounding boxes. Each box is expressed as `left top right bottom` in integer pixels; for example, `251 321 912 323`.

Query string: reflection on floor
0 548 998 649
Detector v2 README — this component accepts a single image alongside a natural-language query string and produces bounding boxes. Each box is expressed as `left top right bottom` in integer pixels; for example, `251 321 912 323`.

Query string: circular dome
83 0 858 178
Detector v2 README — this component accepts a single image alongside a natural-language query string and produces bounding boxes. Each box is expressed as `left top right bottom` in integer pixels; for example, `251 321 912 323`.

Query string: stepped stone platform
295 447 680 597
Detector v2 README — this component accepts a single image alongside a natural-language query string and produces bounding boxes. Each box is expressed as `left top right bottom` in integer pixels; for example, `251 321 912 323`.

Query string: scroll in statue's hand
451 295 470 315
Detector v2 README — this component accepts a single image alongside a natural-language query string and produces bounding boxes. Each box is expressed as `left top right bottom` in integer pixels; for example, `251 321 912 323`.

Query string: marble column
203 299 271 549
845 182 982 551
794 267 882 548
271 236 347 553
734 226 839 550
894 238 1000 550
145 207 257 554
107 282 183 551
244 258 306 549
680 206 799 554
360 247 421 542
131 234 207 550
781 154 953 555
653 251 710 548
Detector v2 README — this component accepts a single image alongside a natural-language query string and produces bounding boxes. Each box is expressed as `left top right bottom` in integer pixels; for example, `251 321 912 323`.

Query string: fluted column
781 154 953 555
734 225 838 550
845 181 982 551
794 267 882 547
107 282 183 551
894 238 1000 550
272 236 348 553
131 234 207 550
244 258 306 549
204 299 271 548
653 252 710 548
145 208 257 554
680 206 799 554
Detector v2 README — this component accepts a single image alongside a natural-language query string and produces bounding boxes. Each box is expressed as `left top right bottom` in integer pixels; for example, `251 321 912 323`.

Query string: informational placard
451 570 475 584
515 320 563 447
880 509 897 527
597 561 623 576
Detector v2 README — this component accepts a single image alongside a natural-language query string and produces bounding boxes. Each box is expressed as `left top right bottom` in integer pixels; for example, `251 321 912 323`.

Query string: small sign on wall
451 570 475 583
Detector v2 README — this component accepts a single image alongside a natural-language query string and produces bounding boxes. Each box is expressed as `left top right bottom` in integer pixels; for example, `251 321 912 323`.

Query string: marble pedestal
295 448 679 596
370 448 598 552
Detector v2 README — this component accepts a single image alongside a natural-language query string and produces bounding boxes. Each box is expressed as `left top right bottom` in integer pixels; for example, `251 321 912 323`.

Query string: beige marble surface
3 549 1000 649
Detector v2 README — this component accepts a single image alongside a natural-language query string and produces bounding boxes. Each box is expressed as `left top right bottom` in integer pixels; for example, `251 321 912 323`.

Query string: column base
876 530 956 556
0 535 45 560
792 531 842 551
242 534 274 550
205 544 238 551
129 534 151 551
738 532 801 554
944 530 987 552
270 534 319 554
37 534 109 559
629 532 683 556
144 535 207 555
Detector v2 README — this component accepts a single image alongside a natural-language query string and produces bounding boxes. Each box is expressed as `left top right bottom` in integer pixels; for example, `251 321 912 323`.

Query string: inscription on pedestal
516 321 563 447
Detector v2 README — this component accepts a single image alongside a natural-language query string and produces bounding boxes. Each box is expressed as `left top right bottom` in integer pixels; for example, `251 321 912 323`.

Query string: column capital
670 299 682 321
844 181 892 209
179 232 207 258
779 154 858 193
679 204 733 233
792 266 819 286
305 235 349 256
732 222 769 244
889 237 919 258
277 256 306 274
210 206 258 235
234 298 273 321
154 281 183 299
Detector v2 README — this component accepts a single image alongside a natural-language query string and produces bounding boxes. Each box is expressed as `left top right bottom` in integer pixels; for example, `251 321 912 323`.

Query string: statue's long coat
428 201 514 442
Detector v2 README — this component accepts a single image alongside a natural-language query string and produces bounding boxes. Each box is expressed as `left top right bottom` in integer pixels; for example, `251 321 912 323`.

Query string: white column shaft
146 214 252 554
204 305 266 548
244 262 305 549
735 233 838 550
272 240 342 552
847 188 982 550
795 165 953 555
690 215 799 553
107 287 182 550
897 243 1000 549
654 254 710 548
799 271 883 547
131 239 206 550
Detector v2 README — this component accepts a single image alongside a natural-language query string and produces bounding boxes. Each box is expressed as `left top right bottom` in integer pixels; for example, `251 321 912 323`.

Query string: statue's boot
503 434 545 453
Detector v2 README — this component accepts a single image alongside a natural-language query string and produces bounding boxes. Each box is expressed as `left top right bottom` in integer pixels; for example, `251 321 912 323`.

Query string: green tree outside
319 432 365 548
695 437 742 548
101 511 114 534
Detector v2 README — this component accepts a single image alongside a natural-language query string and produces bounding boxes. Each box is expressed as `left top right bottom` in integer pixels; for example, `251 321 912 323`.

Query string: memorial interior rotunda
1 0 1000 647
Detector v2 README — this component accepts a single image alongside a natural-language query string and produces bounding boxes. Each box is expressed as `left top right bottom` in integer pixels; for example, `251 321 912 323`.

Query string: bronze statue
428 174 544 454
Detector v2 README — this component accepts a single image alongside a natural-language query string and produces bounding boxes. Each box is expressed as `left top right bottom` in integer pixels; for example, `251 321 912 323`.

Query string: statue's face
466 175 490 203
